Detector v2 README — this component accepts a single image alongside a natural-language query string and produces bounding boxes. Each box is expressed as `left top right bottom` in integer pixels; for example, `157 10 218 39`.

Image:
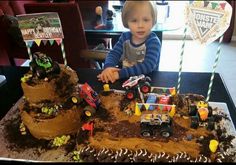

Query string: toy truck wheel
140 123 152 137
190 116 199 129
145 76 151 82
125 90 136 100
140 82 151 94
52 62 60 74
160 126 172 137
141 130 152 137
207 117 214 130
84 106 96 117
71 96 82 104
36 67 46 78
189 105 197 116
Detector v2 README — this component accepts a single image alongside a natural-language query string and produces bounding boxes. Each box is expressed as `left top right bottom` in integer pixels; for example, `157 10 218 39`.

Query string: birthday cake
0 57 235 162
10 53 236 162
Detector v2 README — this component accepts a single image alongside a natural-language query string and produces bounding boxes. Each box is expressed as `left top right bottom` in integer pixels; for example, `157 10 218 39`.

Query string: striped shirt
104 31 161 79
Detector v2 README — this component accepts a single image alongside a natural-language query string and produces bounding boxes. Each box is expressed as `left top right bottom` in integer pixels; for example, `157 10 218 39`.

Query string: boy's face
127 3 153 43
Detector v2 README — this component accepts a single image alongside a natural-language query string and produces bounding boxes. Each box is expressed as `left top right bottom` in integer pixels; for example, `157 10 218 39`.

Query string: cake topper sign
17 12 68 67
17 12 64 41
185 1 232 45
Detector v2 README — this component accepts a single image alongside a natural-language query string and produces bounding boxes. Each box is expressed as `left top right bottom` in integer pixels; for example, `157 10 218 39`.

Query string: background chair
77 0 111 49
0 0 36 66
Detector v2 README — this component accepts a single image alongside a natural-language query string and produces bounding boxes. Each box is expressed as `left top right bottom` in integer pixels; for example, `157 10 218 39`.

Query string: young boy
97 1 161 83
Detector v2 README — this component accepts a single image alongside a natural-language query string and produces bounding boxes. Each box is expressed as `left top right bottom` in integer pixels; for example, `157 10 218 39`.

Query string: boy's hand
112 71 119 82
97 67 120 83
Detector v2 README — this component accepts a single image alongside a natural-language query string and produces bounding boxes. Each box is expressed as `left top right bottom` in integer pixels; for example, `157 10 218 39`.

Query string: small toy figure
95 6 103 26
106 9 114 30
94 6 106 30
103 84 110 92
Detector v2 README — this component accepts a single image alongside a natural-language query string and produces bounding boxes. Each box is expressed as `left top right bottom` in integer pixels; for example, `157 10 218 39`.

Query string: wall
233 13 236 40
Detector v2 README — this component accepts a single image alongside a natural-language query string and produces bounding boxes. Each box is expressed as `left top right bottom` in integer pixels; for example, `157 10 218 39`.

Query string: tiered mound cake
19 58 82 140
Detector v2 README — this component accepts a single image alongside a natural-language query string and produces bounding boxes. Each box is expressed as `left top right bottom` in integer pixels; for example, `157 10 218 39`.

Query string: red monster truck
71 83 100 117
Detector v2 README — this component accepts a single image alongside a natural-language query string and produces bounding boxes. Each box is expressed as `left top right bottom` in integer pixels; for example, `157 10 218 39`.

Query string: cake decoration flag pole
25 41 33 61
60 40 67 67
206 35 224 102
184 0 232 101
177 26 187 94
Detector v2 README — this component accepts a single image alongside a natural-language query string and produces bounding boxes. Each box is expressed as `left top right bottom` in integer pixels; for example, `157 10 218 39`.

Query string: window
161 1 191 40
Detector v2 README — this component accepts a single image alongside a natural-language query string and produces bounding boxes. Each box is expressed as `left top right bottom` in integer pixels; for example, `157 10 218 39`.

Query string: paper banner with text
17 12 64 41
185 1 232 45
17 12 67 66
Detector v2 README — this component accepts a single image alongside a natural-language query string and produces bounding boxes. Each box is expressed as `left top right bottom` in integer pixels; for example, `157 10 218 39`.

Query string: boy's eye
144 19 150 22
130 19 137 22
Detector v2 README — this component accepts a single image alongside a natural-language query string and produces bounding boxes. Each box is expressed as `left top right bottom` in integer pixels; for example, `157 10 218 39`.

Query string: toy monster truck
188 101 215 130
140 111 173 138
29 52 60 78
122 74 151 100
71 83 100 117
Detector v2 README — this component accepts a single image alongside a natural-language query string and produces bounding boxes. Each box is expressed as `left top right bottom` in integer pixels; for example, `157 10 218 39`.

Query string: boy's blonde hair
122 1 157 28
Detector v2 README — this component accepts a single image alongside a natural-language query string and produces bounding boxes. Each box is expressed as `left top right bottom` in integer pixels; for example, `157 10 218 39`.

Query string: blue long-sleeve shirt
104 31 161 79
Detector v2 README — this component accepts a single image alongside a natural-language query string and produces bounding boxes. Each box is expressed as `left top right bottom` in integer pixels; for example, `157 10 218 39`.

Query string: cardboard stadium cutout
185 1 232 45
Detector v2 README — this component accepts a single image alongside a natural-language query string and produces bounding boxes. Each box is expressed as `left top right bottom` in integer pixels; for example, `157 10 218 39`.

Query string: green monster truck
29 52 60 78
